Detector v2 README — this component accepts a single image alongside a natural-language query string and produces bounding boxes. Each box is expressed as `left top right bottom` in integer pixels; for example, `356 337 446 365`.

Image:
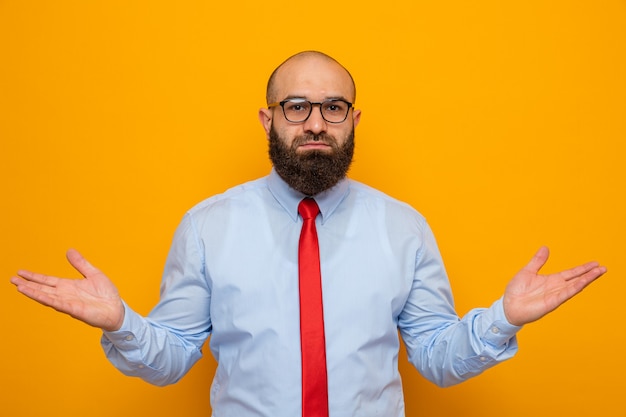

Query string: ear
352 108 362 128
258 108 273 139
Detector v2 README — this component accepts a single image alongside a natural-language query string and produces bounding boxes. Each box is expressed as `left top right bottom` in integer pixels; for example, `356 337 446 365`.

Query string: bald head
265 51 356 105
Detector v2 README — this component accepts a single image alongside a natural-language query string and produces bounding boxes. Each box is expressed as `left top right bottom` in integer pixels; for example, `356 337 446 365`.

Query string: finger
568 265 607 288
11 277 64 308
11 271 67 305
524 246 550 274
561 261 602 281
11 277 60 297
66 249 100 278
13 270 60 287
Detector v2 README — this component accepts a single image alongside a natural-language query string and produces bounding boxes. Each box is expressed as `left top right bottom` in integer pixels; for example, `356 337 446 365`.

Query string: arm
10 214 212 386
399 229 521 387
102 213 211 385
400 223 606 387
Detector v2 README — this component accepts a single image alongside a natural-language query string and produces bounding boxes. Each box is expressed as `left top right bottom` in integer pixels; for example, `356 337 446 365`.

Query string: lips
294 134 335 149
300 140 331 147
297 142 333 154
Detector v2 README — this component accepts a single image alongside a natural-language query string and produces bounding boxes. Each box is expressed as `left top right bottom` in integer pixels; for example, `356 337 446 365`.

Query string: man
11 51 606 416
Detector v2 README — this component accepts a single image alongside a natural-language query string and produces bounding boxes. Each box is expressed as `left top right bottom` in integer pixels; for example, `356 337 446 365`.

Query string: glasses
268 98 353 123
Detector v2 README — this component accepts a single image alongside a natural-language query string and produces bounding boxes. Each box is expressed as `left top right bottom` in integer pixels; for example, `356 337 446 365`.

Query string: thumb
524 246 550 274
66 248 100 278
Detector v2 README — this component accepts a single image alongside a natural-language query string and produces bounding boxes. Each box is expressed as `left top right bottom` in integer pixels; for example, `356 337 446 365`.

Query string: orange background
1 1 625 416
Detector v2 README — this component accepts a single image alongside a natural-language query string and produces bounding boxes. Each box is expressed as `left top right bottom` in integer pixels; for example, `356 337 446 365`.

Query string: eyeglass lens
282 99 350 123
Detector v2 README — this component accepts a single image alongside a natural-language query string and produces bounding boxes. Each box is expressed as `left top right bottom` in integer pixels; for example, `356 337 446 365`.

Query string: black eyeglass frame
267 98 354 124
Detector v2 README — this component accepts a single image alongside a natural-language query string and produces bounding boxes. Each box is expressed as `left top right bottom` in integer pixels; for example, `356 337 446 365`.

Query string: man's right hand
10 249 124 332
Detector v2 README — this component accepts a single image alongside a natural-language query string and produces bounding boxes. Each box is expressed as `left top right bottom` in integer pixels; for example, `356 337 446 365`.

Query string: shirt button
124 335 134 341
480 356 488 362
138 365 145 369
491 326 500 334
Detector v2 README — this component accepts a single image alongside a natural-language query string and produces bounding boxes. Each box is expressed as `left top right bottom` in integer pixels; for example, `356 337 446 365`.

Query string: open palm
503 246 606 326
10 249 124 332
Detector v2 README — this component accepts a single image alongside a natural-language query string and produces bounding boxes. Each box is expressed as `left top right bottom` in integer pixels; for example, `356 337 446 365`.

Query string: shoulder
344 179 430 238
347 179 425 219
187 176 270 217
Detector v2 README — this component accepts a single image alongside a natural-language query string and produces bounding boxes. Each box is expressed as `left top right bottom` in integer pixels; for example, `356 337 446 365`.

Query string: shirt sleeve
100 213 212 386
398 221 521 387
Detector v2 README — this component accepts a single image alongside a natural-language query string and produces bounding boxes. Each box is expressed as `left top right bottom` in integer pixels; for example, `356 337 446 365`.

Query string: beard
268 125 355 196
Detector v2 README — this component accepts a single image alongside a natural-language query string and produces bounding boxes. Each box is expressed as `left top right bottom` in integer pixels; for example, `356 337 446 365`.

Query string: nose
302 103 328 135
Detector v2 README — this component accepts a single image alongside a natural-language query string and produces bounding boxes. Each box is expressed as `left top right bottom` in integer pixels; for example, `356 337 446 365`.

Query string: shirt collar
267 168 350 224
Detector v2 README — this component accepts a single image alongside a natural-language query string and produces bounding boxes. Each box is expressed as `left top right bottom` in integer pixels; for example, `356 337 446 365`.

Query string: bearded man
11 51 606 417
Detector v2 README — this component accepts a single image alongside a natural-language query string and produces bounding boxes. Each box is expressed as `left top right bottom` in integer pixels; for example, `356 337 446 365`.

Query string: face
259 54 361 195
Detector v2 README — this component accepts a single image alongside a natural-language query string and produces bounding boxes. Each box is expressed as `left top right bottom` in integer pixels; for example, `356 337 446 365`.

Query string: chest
203 210 419 333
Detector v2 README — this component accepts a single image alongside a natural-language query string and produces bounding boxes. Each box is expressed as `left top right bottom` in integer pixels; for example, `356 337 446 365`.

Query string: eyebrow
282 95 350 102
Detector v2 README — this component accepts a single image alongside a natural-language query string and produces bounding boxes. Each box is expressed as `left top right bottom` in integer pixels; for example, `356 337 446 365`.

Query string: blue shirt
102 169 520 417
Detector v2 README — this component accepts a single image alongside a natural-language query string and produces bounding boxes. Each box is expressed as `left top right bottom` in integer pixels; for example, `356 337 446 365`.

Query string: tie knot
298 198 320 220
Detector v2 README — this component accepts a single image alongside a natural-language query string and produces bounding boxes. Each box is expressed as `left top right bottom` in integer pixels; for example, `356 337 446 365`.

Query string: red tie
298 198 329 417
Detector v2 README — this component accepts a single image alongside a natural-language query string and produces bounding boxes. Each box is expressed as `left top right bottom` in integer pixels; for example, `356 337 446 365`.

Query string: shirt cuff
480 297 522 348
101 300 145 350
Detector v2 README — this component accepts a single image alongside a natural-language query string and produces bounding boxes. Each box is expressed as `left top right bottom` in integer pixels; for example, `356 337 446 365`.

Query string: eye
323 101 347 113
285 100 310 113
